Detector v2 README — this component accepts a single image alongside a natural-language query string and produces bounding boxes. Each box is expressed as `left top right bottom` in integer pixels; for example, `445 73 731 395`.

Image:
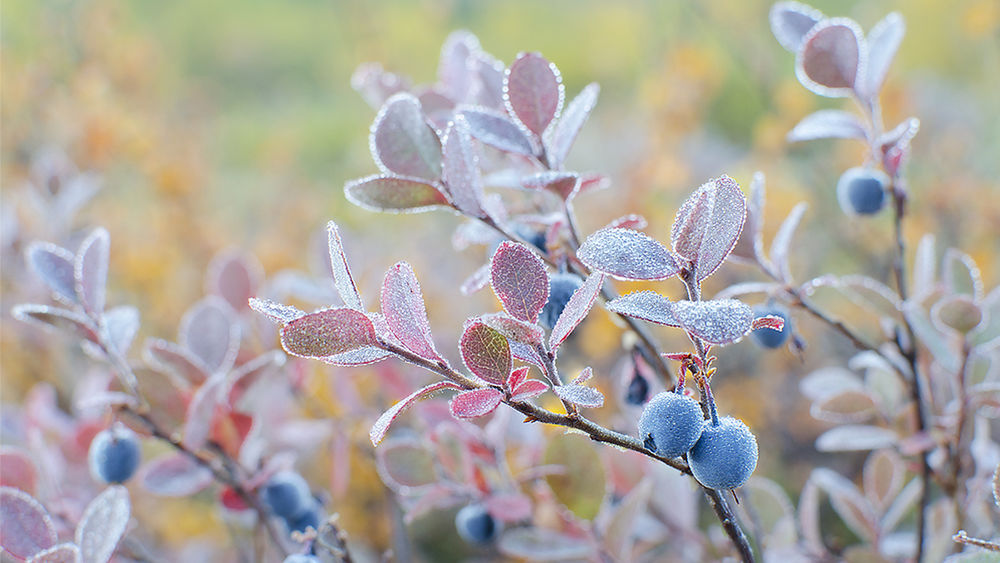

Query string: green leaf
543 433 606 520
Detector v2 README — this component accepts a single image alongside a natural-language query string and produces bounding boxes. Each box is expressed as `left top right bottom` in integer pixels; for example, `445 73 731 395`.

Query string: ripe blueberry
688 416 758 490
88 425 141 484
751 306 791 349
455 503 498 545
539 273 584 330
263 471 313 520
287 500 322 534
836 167 889 215
637 391 705 458
624 373 649 405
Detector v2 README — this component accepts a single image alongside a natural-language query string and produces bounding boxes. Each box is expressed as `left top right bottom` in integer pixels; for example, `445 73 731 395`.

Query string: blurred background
3 0 999 559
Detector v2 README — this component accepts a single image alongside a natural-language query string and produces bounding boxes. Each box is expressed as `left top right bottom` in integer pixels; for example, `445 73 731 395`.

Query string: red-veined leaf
381 262 441 361
450 388 504 418
345 174 450 213
670 176 747 281
507 366 531 389
460 322 512 385
549 273 604 350
280 308 377 359
490 242 549 323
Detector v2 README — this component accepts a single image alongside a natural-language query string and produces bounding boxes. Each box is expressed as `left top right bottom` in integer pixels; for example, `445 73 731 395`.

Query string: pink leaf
139 453 213 496
438 31 479 101
507 366 531 389
12 304 99 344
673 299 754 345
549 273 604 350
606 291 681 327
478 313 545 346
510 341 545 370
769 1 825 52
74 485 130 563
795 19 866 98
505 52 563 136
74 228 109 315
457 107 537 156
26 543 80 563
0 486 56 559
460 322 512 385
0 448 37 495
865 12 905 98
547 83 599 169
577 228 680 281
670 176 747 281
511 379 548 401
369 93 442 181
472 52 506 109
280 308 378 359
143 338 209 386
25 242 77 305
370 381 460 446
553 384 604 408
206 249 263 312
442 116 486 217
521 171 579 200
751 315 786 332
248 297 307 325
787 110 867 142
571 367 593 385
381 262 442 361
183 373 225 450
344 174 450 213
179 296 241 374
490 242 549 323
449 388 504 419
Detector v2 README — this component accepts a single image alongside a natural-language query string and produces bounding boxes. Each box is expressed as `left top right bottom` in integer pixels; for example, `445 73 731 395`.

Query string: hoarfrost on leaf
369 93 442 181
672 299 754 345
280 308 378 359
442 116 486 217
344 175 450 213
490 242 549 324
605 291 680 327
457 106 537 156
327 222 364 311
450 388 504 418
787 110 867 142
795 19 867 98
670 176 747 282
770 1 825 52
381 262 442 361
460 322 512 385
370 381 460 446
504 52 564 137
577 228 680 281
549 273 604 350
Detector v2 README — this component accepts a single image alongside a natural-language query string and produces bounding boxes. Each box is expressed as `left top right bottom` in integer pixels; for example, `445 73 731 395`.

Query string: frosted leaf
376 438 437 491
863 449 905 511
604 214 647 231
795 19 867 98
549 273 604 350
206 249 263 312
816 426 897 452
547 83 599 169
351 62 410 109
578 172 611 195
370 381 460 445
280 308 377 359
460 262 491 295
320 222 361 312
507 366 531 389
770 1 825 52
442 116 486 217
450 388 504 419
460 322 512 385
25 242 77 304
369 93 442 180
714 281 781 300
104 306 139 355
800 366 864 401
0 447 38 494
553 384 604 408
672 299 754 345
732 171 766 263
810 389 877 424
510 379 548 401
787 110 867 142
770 202 808 282
74 485 130 563
417 88 455 130
810 468 878 543
0 486 56 559
751 315 786 332
670 176 747 281
381 262 441 361
490 242 549 323
879 117 920 154
183 373 225 450
943 248 984 300
74 228 109 315
140 452 214 497
571 366 593 385
438 31 480 102
143 338 209 385
498 527 593 560
864 13 904 98
521 171 578 200
315 346 392 366
577 228 680 281
179 296 240 374
478 312 545 347
472 51 506 109
510 341 545 369
12 304 99 344
504 52 564 136
26 543 80 563
605 291 680 327
457 106 536 156
248 297 306 325
345 174 450 213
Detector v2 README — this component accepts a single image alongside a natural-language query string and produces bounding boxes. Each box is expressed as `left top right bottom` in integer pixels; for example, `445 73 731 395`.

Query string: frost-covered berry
688 416 758 490
539 273 583 330
455 503 498 545
637 391 704 458
88 425 141 484
837 167 889 215
751 306 791 349
624 374 649 405
287 500 322 534
263 471 313 520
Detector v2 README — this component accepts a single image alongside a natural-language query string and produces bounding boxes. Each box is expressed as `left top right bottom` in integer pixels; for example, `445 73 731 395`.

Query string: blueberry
287 500 322 534
283 555 319 563
688 416 758 490
751 306 791 349
263 471 313 520
637 391 705 458
624 374 649 405
88 425 141 484
539 273 584 330
836 167 888 215
455 503 498 545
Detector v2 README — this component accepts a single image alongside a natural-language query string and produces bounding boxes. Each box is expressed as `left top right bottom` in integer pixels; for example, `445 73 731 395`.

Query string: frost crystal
672 299 754 345
577 228 680 281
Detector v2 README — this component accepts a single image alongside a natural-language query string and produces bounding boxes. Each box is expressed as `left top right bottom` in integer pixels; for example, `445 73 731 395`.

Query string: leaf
816 425 897 452
577 228 680 281
670 176 747 281
543 434 605 520
572 366 593 385
104 306 139 356
504 52 563 136
460 262 492 296
351 62 410 109
206 250 263 312
247 297 306 325
280 308 378 359
12 304 99 344
460 322 512 385
507 366 530 389
971 287 1000 349
604 214 647 231
770 203 808 282
795 19 866 97
25 242 78 304
770 1 825 52
0 486 56 559
143 338 209 386
943 248 984 300
457 106 536 155
511 379 548 401
603 479 652 561
441 116 486 217
865 12 905 97
74 228 109 315
553 385 604 408
787 110 867 142
478 313 545 347
369 93 442 181
606 291 680 327
549 273 604 350
370 381 460 446
811 468 878 543
183 373 225 450
471 51 505 109
485 493 533 523
139 453 215 496
74 485 130 563
345 174 450 213
673 299 754 345
903 302 961 372
490 242 549 323
376 438 438 491
0 447 38 494
911 234 937 299
751 315 786 332
179 296 240 374
438 30 479 101
498 528 593 561
27 543 81 563
810 389 878 423
449 388 504 418
863 449 905 512
520 171 579 200
547 83 599 169
381 262 442 361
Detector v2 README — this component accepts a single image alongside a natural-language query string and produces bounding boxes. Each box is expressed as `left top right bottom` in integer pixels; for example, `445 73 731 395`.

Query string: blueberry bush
2 1 998 562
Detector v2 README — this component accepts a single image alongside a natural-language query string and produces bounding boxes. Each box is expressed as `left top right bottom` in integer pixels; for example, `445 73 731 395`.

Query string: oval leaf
606 291 681 327
12 304 99 344
206 250 262 312
381 262 441 361
673 299 754 345
549 273 604 350
370 93 442 180
442 116 486 217
370 381 460 446
0 486 56 559
457 107 536 156
27 543 81 563
490 242 549 323
326 221 364 311
460 322 512 385
74 485 130 563
345 175 450 213
280 308 377 359
865 12 905 97
547 83 599 169
578 228 680 281
795 19 866 97
74 228 109 315
504 52 563 136
543 434 605 520
816 425 897 452
143 338 209 386
770 1 825 52
670 176 747 281
449 388 504 418
179 296 240 375
140 453 214 496
787 110 867 142
511 379 549 402
25 242 78 304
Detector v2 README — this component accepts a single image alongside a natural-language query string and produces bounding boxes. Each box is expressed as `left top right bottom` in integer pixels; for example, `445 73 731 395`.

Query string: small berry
637 391 705 458
88 425 141 484
624 374 649 405
263 471 313 520
287 500 322 534
836 167 889 215
455 503 498 545
688 416 758 490
751 306 791 349
539 273 584 330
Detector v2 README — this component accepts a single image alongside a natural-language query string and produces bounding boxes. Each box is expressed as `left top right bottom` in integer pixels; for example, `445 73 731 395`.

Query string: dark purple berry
263 471 313 520
837 167 888 215
751 306 791 349
455 503 498 545
88 425 141 484
688 416 758 490
287 500 322 534
539 273 583 330
625 374 649 405
637 392 704 458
